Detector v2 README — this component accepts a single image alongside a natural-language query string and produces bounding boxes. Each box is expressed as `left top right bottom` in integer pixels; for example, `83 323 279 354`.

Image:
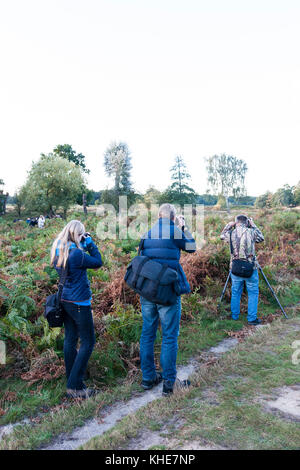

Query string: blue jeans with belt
62 302 95 390
231 269 259 322
140 296 181 386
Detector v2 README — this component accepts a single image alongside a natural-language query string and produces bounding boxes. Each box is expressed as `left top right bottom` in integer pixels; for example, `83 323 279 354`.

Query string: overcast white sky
0 0 299 197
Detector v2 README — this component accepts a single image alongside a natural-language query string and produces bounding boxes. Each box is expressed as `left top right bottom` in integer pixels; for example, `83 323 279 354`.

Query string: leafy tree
293 181 300 206
53 144 90 174
157 187 178 206
75 186 94 206
196 194 218 206
14 190 26 216
255 191 273 209
271 184 295 207
101 188 139 210
0 179 8 215
229 195 256 206
104 141 132 195
53 145 91 214
206 154 248 208
20 153 85 217
143 186 162 209
90 191 102 204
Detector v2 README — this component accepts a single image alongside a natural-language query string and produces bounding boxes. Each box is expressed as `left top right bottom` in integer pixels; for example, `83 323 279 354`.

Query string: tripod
219 265 288 319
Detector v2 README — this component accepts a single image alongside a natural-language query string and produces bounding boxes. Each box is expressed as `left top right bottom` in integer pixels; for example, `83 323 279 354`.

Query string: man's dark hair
236 214 248 224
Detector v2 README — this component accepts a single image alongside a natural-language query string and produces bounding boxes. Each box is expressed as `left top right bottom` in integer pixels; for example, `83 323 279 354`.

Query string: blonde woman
50 220 102 399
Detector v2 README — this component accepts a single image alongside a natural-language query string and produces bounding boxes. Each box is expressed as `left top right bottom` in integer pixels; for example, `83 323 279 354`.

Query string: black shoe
141 372 163 390
162 378 191 397
248 318 262 325
66 388 98 399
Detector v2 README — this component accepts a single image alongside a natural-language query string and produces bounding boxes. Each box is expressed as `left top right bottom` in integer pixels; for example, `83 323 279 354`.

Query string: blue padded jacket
54 239 102 303
141 218 196 295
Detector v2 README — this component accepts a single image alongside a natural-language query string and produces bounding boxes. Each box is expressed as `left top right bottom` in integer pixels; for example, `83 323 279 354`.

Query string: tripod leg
219 272 231 304
258 266 288 319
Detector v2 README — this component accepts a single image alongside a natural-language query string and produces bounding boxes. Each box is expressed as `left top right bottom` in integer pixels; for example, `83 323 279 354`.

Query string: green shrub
88 340 126 384
104 303 142 346
270 211 300 234
204 215 224 238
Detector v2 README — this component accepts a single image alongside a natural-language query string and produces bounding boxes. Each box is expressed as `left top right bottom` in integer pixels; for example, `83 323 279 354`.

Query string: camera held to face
81 232 91 242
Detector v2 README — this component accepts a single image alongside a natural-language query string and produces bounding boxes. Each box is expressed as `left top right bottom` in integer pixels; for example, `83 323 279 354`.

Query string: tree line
254 184 300 208
1 143 299 217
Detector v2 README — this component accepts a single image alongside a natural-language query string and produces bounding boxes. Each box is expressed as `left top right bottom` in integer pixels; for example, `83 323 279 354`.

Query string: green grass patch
81 312 300 450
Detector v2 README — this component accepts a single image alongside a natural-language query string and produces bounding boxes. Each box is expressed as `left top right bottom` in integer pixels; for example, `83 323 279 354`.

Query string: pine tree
168 156 196 205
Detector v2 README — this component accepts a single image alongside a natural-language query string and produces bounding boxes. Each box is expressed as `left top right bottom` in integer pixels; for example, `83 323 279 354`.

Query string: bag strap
132 256 149 288
57 260 68 303
229 230 234 256
138 238 145 255
156 264 169 284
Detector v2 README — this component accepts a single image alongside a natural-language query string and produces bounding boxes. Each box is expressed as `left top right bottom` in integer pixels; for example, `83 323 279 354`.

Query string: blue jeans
231 270 259 322
140 296 181 386
62 302 95 390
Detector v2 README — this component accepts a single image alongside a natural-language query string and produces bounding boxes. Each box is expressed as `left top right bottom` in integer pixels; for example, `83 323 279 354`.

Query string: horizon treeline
1 142 299 217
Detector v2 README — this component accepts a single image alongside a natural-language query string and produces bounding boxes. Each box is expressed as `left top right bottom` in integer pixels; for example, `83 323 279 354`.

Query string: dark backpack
230 230 254 278
44 262 68 327
124 240 180 305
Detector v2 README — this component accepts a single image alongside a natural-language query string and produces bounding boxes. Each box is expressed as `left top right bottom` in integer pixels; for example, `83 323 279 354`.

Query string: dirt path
0 418 31 441
80 318 300 451
42 337 238 450
121 427 227 451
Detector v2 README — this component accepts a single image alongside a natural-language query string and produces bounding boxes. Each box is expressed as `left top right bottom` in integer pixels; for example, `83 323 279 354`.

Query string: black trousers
61 302 95 390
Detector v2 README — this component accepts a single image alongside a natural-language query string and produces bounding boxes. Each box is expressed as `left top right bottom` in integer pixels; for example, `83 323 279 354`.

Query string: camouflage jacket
220 222 264 270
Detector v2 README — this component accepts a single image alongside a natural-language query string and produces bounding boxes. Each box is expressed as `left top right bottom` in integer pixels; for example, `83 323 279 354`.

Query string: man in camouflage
221 214 264 325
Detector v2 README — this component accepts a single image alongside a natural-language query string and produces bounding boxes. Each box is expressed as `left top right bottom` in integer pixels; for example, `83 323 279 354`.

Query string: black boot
141 372 163 390
248 318 262 325
66 388 98 399
162 378 191 397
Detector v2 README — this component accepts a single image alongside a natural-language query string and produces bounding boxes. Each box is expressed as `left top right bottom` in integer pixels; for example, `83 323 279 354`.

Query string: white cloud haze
0 0 299 196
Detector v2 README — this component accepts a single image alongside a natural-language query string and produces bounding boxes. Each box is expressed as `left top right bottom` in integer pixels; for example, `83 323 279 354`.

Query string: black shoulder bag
44 262 68 327
230 230 254 278
124 239 180 305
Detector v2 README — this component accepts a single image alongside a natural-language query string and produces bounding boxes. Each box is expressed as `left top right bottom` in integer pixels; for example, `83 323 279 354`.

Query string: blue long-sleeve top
54 237 102 306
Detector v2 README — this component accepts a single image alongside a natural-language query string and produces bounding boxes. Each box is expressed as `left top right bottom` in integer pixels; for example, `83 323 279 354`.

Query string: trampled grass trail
43 338 238 450
81 307 300 451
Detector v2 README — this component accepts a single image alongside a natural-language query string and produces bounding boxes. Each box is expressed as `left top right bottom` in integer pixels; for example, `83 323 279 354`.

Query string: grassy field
0 205 299 449
82 311 300 451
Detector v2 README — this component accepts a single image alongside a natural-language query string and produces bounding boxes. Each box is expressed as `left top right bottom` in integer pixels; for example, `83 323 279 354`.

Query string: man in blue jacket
140 203 196 396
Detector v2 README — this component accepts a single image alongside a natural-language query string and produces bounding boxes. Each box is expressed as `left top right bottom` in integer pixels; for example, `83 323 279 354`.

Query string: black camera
81 232 91 242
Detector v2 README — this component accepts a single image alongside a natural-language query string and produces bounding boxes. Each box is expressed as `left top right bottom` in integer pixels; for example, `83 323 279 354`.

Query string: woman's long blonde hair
50 220 85 268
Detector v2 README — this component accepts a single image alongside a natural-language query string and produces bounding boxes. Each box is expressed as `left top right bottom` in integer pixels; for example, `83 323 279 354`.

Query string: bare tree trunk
3 193 8 214
17 203 21 217
225 196 230 213
83 193 87 215
0 193 8 215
